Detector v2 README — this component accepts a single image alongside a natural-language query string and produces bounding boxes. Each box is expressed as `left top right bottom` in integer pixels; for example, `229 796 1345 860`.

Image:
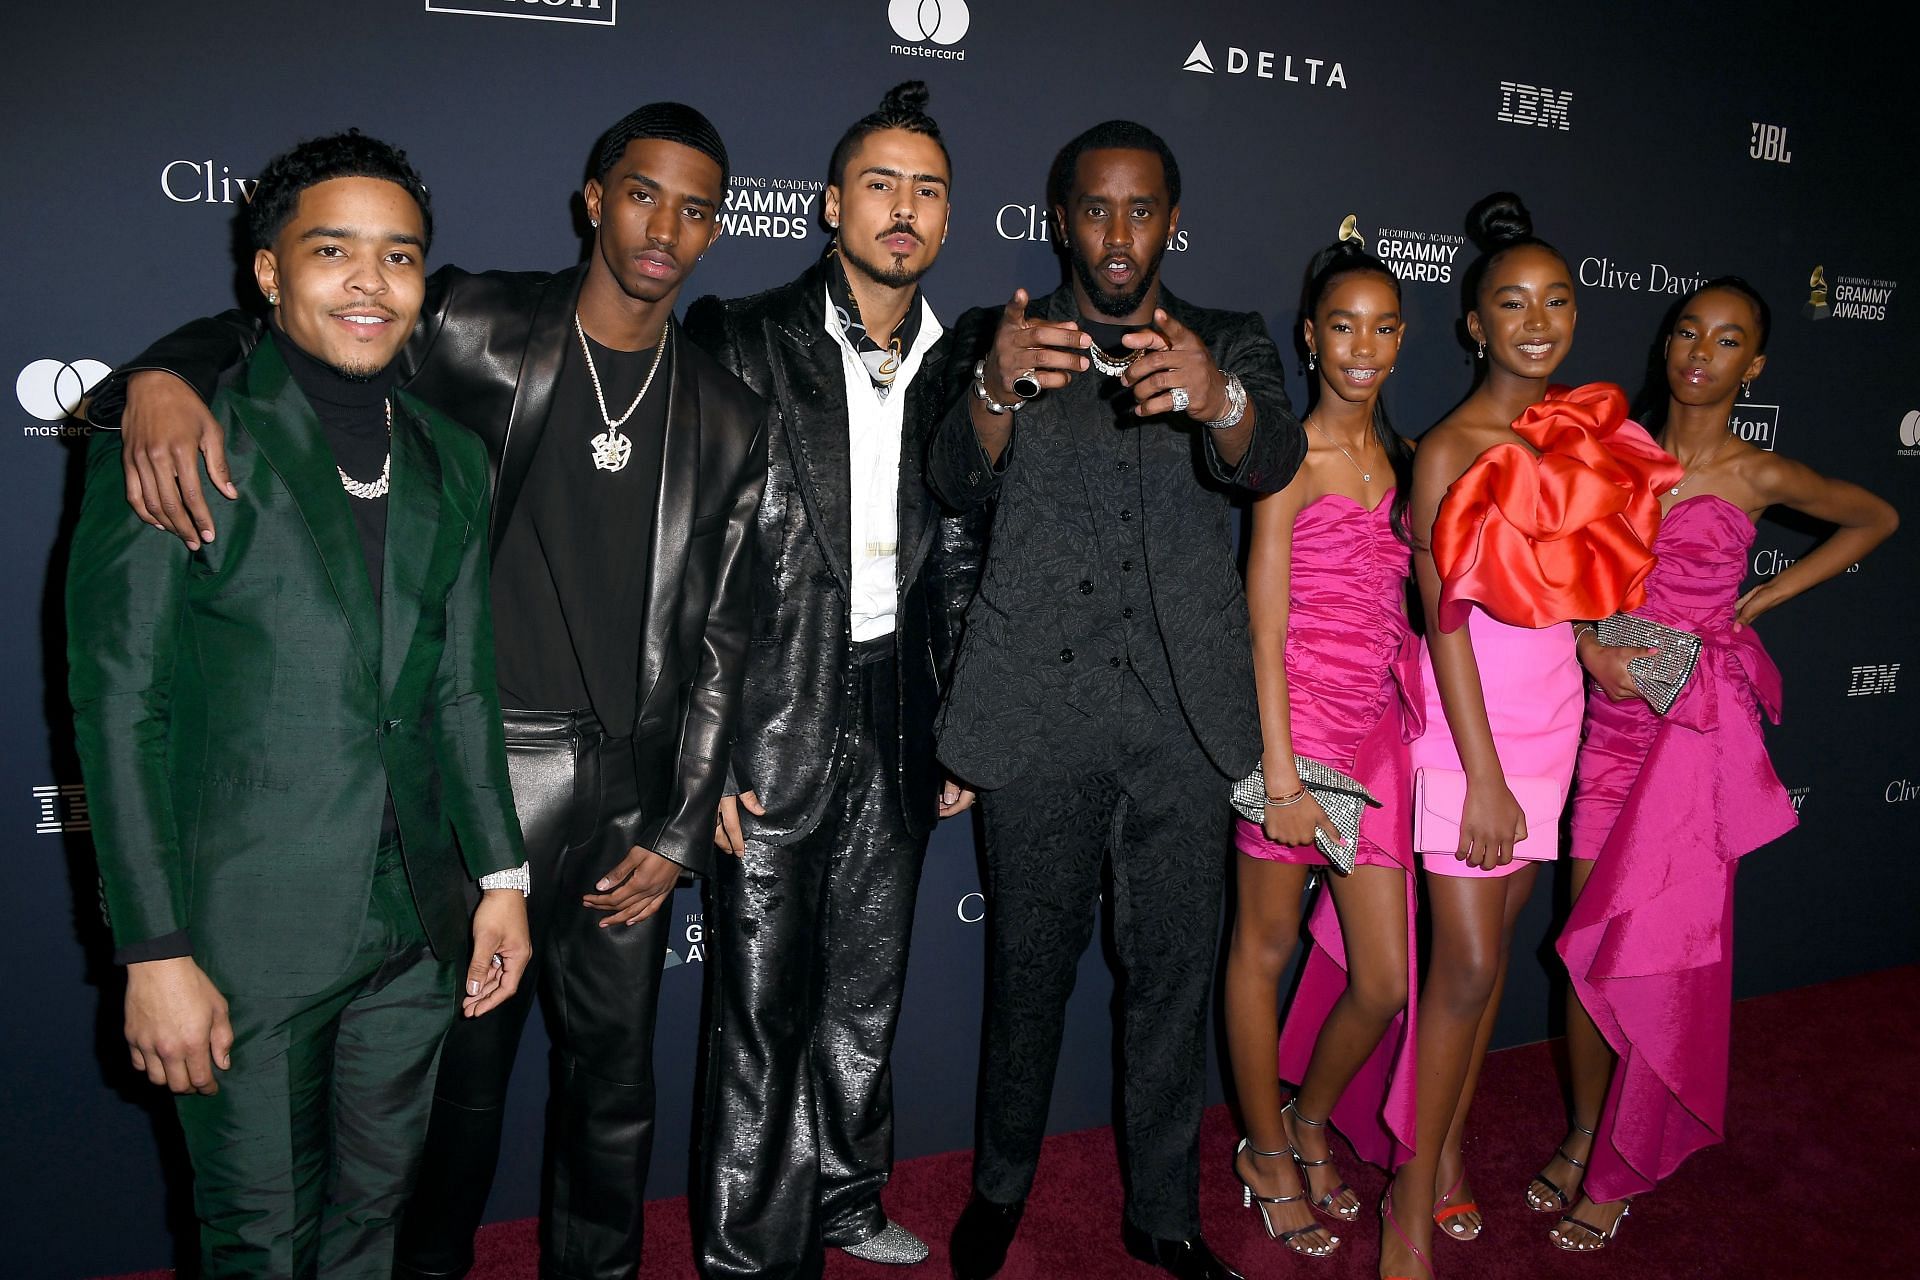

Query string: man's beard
326 356 382 382
841 232 930 290
1071 243 1165 319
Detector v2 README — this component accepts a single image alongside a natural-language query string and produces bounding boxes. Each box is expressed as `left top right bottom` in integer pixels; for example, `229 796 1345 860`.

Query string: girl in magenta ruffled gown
1536 279 1898 1251
1223 239 1418 1262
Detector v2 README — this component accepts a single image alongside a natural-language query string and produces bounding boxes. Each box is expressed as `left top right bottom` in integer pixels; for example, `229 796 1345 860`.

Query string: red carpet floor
111 965 1919 1280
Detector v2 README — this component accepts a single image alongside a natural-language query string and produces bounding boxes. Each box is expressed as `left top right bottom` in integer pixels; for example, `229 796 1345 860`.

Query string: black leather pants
698 645 927 1280
973 695 1228 1240
396 710 669 1280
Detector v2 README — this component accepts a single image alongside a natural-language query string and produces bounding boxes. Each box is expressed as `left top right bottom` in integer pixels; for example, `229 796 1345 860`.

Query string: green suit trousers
174 841 457 1278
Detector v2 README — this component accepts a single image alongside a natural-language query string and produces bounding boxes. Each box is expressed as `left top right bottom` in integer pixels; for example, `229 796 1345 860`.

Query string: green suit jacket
68 339 524 998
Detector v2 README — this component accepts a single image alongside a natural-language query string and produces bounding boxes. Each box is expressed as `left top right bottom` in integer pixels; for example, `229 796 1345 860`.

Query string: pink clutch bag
1413 768 1563 861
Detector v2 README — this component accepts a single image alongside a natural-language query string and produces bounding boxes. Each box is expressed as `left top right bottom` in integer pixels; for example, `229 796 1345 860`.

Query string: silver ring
1011 371 1042 400
1169 386 1191 413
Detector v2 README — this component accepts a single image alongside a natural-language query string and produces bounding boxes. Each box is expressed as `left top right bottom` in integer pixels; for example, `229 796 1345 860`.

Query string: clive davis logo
1804 264 1894 322
424 0 614 24
889 0 969 60
1181 40 1347 88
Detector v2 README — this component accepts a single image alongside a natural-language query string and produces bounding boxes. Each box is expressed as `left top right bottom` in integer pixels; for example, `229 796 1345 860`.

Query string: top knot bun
1468 191 1534 250
881 81 931 115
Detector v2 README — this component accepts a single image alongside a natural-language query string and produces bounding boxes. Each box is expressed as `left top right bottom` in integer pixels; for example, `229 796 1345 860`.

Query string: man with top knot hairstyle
684 82 984 1279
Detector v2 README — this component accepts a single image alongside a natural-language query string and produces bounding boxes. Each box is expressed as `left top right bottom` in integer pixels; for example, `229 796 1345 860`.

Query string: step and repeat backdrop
4 2 1914 1272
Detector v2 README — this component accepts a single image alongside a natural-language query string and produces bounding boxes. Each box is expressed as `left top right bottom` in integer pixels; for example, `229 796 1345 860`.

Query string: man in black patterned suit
928 121 1304 1280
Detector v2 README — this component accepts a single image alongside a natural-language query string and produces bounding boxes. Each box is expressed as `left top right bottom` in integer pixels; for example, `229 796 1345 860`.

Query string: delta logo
1181 39 1347 89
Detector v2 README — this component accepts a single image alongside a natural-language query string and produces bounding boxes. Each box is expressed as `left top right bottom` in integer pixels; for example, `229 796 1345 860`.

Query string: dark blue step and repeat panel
2 3 1913 1272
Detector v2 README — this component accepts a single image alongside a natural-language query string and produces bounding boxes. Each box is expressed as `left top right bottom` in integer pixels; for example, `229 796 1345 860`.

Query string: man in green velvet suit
67 132 531 1277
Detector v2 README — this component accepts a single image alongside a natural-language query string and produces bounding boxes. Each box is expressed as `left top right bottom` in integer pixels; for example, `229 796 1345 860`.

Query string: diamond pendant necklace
1308 415 1375 483
338 400 392 500
576 315 669 474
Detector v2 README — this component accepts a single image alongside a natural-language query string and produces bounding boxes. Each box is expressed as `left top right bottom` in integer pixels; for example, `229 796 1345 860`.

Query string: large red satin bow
1433 383 1683 632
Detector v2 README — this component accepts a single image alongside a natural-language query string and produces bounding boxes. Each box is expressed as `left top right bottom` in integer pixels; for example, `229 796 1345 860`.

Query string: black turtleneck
271 327 399 609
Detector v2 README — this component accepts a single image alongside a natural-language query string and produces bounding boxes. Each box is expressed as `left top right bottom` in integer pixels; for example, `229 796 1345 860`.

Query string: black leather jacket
86 264 769 876
685 262 984 843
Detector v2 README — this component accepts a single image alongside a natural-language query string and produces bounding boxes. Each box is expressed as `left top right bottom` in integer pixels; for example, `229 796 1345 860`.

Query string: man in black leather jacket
682 83 983 1280
930 122 1305 1280
87 106 766 1280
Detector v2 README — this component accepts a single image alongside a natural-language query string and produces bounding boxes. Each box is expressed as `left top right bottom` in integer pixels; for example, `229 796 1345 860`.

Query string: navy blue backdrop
3 3 1915 1274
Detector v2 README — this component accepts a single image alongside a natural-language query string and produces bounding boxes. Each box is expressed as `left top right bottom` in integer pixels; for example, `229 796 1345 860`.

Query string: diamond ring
1169 386 1191 414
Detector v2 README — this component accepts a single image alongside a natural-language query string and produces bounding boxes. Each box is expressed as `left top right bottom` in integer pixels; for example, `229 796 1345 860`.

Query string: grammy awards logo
1337 214 1365 250
1805 265 1831 321
1341 213 1461 285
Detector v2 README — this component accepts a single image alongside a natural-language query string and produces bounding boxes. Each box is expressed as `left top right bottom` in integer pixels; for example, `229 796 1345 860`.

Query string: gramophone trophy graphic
1805 265 1831 321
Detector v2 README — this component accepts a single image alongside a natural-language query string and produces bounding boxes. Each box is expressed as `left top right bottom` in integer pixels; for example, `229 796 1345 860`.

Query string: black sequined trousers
699 644 925 1280
395 710 669 1280
973 690 1229 1240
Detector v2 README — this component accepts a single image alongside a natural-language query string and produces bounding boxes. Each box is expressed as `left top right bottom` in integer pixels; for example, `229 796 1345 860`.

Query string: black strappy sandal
1525 1121 1595 1213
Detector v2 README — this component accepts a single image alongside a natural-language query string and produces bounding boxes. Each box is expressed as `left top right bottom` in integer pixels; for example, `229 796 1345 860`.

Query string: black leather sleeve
84 310 264 427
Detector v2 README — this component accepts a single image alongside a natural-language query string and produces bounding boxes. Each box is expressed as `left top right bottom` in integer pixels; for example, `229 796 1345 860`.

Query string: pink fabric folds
1272 634 1425 1171
1559 497 1799 1199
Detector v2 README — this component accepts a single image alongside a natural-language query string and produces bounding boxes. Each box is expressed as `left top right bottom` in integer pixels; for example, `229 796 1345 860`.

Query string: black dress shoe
1122 1223 1246 1280
950 1192 1025 1280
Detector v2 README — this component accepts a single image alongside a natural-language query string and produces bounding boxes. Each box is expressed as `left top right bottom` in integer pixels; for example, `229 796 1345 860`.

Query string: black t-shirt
492 328 668 729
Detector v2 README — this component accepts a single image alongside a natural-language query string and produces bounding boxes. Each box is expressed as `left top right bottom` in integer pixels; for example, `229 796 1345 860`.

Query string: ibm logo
1497 82 1573 131
1846 664 1900 697
33 783 90 834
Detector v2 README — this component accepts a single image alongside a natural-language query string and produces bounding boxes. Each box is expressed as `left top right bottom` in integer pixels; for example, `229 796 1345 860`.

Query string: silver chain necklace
1668 432 1732 497
575 315 669 474
1307 415 1376 484
338 400 392 500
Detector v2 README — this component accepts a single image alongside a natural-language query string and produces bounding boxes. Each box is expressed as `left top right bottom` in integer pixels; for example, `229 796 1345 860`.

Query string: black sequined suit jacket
926 285 1304 791
685 261 984 843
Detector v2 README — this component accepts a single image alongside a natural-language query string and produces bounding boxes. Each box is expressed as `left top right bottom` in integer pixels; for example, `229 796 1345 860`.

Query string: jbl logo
33 783 90 834
1749 123 1792 164
1846 664 1900 697
1497 82 1573 131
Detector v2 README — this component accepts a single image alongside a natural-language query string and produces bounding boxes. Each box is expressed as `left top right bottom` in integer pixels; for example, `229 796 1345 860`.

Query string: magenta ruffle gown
1234 493 1422 1170
1560 495 1799 1200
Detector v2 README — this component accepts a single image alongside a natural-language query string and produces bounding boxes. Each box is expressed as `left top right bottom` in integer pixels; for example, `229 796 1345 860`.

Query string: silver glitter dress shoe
839 1220 931 1265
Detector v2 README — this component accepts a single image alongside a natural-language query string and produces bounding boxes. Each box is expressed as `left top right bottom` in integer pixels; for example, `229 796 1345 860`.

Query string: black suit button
1123 606 1135 619
1119 509 1133 522
1109 656 1122 668
1079 579 1094 595
1117 459 1130 471
1060 648 1075 664
1121 559 1133 572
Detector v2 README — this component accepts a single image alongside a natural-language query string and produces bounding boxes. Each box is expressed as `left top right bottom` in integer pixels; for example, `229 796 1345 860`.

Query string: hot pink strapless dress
1234 493 1422 1169
1560 495 1798 1200
1408 610 1584 877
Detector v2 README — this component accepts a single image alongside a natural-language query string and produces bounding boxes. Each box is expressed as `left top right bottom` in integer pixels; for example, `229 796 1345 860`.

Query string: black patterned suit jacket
926 285 1303 790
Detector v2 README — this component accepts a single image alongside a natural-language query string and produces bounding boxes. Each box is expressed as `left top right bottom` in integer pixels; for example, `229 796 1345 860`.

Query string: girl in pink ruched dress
1223 243 1418 1263
1539 279 1898 1252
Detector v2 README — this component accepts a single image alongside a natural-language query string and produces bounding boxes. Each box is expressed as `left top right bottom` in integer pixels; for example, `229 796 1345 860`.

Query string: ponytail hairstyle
1461 190 1570 311
1302 238 1415 543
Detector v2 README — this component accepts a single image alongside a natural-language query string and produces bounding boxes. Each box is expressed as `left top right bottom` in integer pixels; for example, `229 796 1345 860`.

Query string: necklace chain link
338 400 393 500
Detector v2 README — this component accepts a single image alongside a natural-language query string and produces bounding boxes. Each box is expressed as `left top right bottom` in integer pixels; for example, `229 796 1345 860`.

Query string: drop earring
1306 351 1317 371
1476 340 1486 360
1740 379 1752 398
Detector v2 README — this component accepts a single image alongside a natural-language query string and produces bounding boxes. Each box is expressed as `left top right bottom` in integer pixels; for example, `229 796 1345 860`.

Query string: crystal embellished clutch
1595 612 1703 715
1231 756 1381 875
